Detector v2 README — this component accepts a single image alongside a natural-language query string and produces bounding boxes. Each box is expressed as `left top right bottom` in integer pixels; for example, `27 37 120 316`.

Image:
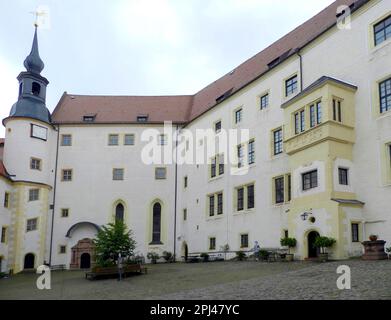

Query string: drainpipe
49 124 60 266
173 125 179 262
296 49 304 92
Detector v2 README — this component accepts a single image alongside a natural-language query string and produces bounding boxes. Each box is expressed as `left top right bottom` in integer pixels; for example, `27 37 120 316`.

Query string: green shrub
236 251 246 261
313 236 336 254
162 251 174 263
280 237 297 254
200 253 209 262
259 250 269 260
147 252 160 263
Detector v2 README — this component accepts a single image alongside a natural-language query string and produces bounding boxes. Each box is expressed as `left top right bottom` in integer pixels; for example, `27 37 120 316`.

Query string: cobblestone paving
0 260 390 299
151 260 391 300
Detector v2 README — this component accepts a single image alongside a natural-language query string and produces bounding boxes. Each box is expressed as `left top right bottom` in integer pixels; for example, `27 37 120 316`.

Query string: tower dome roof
23 26 44 74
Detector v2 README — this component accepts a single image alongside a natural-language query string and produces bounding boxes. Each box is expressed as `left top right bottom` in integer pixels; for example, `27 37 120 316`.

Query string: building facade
1 0 390 273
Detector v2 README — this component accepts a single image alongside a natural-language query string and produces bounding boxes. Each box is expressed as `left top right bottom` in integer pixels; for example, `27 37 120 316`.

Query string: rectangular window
217 193 223 215
235 108 243 124
333 99 342 122
285 75 298 96
29 189 39 202
113 168 124 181
209 195 215 217
155 167 167 180
219 154 225 175
237 188 244 211
61 209 69 218
379 78 391 114
59 245 67 254
158 134 167 146
4 192 9 208
374 15 391 46
295 112 300 134
316 101 322 124
287 174 292 202
1 227 6 243
273 129 283 155
26 218 38 232
108 134 119 146
248 140 255 165
184 176 188 188
124 134 135 146
61 134 72 146
302 170 318 190
30 158 41 170
310 105 315 128
241 234 249 248
275 177 285 204
183 209 187 221
260 93 269 110
211 157 217 178
338 168 349 185
247 185 254 209
215 121 221 133
209 237 216 250
300 110 305 132
284 230 289 239
62 169 73 181
351 223 359 242
237 145 244 168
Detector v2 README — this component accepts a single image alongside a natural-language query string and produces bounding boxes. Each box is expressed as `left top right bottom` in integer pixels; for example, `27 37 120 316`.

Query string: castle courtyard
1 260 390 300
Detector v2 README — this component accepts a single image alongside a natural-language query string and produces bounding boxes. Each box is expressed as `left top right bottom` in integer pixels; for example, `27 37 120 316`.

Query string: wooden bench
85 264 147 280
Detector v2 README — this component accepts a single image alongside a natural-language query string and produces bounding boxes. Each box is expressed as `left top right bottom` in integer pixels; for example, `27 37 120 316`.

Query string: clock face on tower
30 123 48 141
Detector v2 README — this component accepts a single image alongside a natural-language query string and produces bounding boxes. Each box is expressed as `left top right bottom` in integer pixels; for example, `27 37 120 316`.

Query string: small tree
93 221 136 267
280 237 297 254
313 236 336 254
162 251 174 263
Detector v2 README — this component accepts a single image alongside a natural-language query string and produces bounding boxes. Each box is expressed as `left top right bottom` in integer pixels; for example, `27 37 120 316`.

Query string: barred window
124 134 135 146
113 168 124 181
351 223 359 242
241 234 249 248
108 134 119 146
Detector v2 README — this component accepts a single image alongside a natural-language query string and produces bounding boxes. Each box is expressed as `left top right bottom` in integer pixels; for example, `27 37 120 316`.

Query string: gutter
173 125 179 261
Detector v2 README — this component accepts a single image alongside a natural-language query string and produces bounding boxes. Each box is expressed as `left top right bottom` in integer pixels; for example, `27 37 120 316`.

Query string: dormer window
137 115 149 123
83 115 96 122
32 82 41 96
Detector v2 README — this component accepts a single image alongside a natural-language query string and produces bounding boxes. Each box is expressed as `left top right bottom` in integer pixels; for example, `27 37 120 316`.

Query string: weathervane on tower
29 6 50 29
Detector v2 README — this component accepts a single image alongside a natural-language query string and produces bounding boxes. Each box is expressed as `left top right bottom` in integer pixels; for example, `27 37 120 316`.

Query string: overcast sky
0 0 335 137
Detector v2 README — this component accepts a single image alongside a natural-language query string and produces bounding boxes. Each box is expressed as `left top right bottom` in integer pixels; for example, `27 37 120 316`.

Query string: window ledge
208 175 224 183
149 241 163 246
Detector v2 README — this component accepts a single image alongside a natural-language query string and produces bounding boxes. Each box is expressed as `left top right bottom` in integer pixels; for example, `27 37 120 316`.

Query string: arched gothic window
115 203 124 222
152 203 162 244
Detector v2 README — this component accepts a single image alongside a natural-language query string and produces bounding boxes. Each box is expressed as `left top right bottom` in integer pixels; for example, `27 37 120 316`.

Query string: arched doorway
80 253 91 269
181 242 188 262
24 253 35 269
308 231 320 258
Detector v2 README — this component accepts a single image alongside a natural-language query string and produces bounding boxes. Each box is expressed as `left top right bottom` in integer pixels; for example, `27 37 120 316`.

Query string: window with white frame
26 218 38 232
235 108 243 124
285 75 298 96
29 189 39 201
30 158 41 170
260 93 269 110
61 134 72 146
124 134 135 146
374 15 391 46
108 134 119 146
302 170 318 190
379 77 391 114
113 168 124 181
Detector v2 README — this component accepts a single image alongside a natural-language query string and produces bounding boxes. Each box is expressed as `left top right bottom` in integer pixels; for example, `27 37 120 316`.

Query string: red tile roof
52 0 364 125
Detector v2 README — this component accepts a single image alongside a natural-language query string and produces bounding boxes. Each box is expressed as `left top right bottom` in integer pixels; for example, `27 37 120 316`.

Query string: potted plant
369 235 378 241
280 237 297 262
313 236 336 262
236 251 246 261
162 251 174 263
200 252 209 262
147 251 160 264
